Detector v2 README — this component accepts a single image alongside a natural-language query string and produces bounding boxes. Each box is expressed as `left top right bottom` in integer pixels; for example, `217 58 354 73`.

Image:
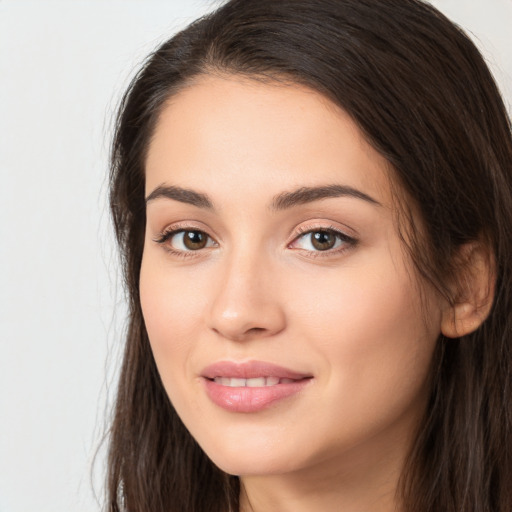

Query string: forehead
145 74 394 208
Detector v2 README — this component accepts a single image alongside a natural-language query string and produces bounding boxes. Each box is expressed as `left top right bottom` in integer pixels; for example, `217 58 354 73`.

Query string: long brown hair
107 0 512 510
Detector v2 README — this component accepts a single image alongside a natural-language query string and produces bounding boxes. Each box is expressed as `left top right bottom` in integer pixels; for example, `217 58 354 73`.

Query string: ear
441 240 495 338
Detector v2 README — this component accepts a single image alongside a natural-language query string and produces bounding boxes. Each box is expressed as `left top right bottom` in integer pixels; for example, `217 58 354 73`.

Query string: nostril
247 327 266 334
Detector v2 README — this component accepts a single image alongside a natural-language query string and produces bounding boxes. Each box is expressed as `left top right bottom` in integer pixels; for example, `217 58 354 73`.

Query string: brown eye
311 230 337 250
182 230 208 250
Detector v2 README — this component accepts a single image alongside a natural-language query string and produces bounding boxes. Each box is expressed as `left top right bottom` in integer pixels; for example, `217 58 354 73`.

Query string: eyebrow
271 184 381 210
145 183 381 210
145 185 213 209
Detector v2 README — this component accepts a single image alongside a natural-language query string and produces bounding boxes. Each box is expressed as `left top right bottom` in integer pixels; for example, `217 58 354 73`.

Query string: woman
107 0 512 510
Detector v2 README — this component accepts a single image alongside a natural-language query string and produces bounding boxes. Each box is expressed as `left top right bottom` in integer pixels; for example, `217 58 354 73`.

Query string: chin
209 452 297 477
196 429 306 477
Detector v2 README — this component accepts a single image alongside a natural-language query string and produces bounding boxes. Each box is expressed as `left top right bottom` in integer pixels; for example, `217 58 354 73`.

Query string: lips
201 360 312 413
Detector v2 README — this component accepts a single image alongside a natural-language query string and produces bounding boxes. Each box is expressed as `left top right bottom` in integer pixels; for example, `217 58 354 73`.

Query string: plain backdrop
0 1 510 511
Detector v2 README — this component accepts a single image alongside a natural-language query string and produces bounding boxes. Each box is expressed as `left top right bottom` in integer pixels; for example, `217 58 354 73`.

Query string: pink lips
201 360 312 413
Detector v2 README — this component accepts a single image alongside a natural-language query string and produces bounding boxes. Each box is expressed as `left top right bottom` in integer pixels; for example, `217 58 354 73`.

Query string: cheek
139 255 215 427
286 250 441 420
139 252 207 379
290 254 431 343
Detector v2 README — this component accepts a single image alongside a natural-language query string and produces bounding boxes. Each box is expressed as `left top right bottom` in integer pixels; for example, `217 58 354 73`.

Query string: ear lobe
441 241 495 339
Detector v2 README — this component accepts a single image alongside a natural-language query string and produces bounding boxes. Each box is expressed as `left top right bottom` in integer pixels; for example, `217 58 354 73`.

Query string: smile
201 360 312 413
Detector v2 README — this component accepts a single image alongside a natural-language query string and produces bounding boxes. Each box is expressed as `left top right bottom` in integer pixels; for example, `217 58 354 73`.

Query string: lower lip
203 378 311 413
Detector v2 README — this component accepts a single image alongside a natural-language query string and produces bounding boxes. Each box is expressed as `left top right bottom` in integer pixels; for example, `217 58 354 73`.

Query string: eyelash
153 224 357 259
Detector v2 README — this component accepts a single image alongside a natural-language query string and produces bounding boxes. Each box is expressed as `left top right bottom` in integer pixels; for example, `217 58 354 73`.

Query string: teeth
247 377 266 387
266 376 280 386
212 377 296 387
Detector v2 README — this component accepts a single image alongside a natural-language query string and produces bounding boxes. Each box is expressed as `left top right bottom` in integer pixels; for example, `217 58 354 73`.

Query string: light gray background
0 1 510 511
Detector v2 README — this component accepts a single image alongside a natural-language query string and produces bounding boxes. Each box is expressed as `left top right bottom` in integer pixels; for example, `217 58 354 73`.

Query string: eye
155 229 217 252
290 228 354 252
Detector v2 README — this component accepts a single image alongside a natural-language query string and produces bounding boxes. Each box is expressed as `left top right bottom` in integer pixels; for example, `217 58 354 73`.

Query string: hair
107 0 512 510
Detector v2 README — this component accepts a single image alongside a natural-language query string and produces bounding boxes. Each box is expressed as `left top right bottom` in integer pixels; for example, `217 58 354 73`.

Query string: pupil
312 231 335 250
184 231 207 250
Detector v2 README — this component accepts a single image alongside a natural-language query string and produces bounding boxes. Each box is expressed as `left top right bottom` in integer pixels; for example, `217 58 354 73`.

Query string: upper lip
201 360 312 380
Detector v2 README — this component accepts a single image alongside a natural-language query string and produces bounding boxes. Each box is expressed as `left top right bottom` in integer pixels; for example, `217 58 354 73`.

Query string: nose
207 249 286 342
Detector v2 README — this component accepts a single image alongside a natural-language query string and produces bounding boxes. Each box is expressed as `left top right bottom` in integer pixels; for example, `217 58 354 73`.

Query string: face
140 75 444 479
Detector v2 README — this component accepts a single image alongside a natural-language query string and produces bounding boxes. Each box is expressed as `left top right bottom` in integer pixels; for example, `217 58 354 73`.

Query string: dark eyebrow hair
145 183 381 210
145 185 213 209
271 184 381 210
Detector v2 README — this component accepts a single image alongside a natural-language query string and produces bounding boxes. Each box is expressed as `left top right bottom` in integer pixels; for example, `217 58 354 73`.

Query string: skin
140 75 448 512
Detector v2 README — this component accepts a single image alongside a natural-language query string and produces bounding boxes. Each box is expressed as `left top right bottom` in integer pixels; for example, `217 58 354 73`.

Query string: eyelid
153 228 216 245
153 220 218 241
289 220 357 241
